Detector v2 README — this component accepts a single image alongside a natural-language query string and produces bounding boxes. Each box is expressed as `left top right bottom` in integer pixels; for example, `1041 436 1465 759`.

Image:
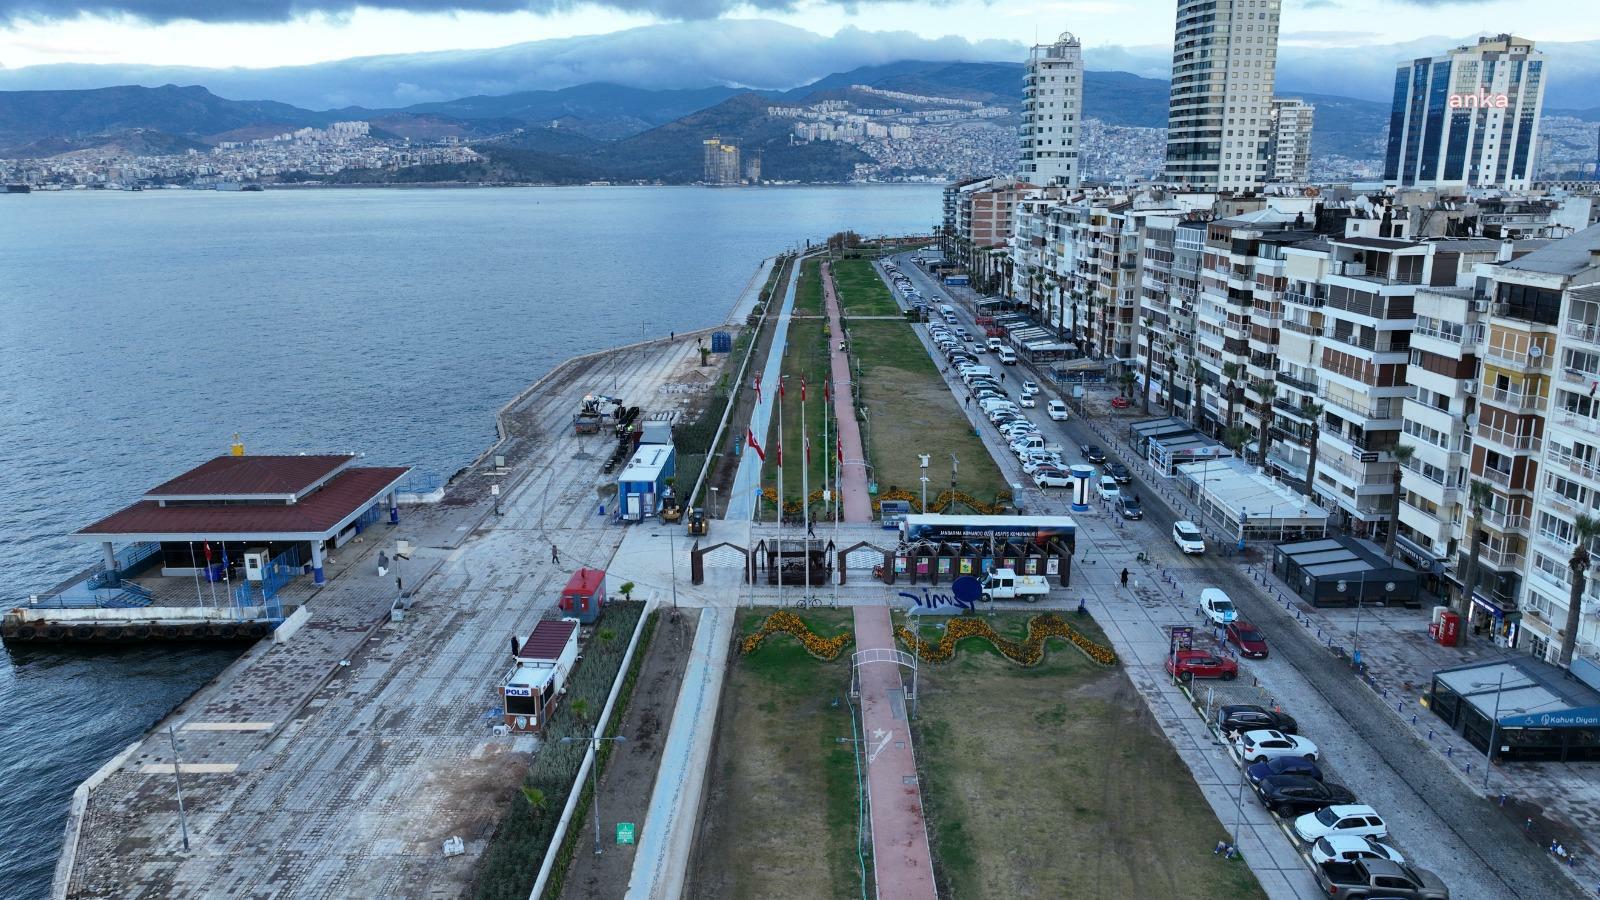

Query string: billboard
900 514 1076 546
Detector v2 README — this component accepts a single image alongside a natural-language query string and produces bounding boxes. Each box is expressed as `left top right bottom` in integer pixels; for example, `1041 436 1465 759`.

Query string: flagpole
802 380 811 601
189 542 203 606
777 376 785 610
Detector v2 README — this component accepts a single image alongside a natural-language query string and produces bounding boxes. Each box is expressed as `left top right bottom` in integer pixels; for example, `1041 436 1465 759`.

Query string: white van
939 303 956 318
997 347 1018 365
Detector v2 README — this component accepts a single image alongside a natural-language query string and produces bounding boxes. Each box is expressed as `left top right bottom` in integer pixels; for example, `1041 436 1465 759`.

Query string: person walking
1120 567 1129 587
551 544 561 565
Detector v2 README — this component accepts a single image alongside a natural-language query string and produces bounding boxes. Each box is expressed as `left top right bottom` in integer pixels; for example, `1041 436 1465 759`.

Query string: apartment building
1020 32 1084 189
1267 98 1314 183
1164 0 1282 190
944 176 1038 292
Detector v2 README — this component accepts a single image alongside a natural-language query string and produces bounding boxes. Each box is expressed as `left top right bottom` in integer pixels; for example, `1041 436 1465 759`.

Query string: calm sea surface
0 185 939 897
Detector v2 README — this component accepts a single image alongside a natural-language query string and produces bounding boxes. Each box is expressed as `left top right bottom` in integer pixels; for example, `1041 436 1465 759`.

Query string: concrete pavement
823 260 872 524
725 255 802 523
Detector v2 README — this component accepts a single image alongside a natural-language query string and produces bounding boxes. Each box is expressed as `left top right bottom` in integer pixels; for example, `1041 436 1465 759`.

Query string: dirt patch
413 744 535 848
557 607 698 899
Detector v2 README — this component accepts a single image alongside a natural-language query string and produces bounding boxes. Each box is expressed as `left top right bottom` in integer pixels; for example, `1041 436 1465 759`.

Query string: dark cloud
0 0 809 23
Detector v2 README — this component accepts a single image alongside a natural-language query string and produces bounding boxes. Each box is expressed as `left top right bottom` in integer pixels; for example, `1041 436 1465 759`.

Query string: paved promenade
725 255 801 522
822 260 872 524
57 334 716 899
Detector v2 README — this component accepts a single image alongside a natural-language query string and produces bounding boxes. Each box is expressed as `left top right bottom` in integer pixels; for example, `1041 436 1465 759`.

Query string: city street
889 252 1590 900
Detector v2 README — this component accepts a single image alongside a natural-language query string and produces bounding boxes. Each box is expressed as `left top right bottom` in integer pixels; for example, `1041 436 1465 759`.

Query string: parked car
1294 805 1389 842
1023 456 1063 476
1245 755 1321 786
1254 775 1356 817
1034 468 1072 488
1218 704 1299 736
1105 462 1131 483
1118 495 1143 520
1047 400 1069 421
1313 859 1446 900
1226 620 1269 658
1310 835 1405 866
1095 476 1121 501
1110 396 1131 409
954 327 970 341
1165 648 1238 682
1172 520 1206 555
1081 444 1106 463
1199 588 1238 625
1233 729 1319 763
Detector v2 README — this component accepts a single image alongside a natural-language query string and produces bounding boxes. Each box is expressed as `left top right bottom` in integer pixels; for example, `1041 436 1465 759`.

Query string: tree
520 786 548 815
1187 360 1203 428
1558 513 1600 667
1457 480 1493 621
619 581 635 601
1221 362 1241 432
1165 346 1179 417
1252 380 1276 469
1120 370 1135 399
1300 402 1325 497
1223 425 1251 453
571 698 590 723
1141 320 1156 415
1385 444 1416 560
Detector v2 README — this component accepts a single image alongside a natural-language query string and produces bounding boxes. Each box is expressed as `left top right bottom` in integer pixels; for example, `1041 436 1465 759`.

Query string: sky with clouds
0 0 1586 72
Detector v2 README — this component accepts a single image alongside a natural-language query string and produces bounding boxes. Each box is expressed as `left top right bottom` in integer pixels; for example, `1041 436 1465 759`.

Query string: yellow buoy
230 433 246 456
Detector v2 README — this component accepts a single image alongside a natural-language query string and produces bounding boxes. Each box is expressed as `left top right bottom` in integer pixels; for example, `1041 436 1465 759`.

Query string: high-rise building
1383 34 1546 191
702 138 741 185
1019 32 1084 189
1267 98 1314 182
1164 0 1282 190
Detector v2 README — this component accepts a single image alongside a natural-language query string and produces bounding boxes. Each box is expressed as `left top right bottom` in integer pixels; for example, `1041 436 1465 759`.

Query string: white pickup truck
980 568 1050 602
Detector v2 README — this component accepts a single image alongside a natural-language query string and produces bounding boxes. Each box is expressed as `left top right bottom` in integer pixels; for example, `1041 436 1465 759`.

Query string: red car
1110 396 1132 409
1166 649 1239 682
1226 621 1269 659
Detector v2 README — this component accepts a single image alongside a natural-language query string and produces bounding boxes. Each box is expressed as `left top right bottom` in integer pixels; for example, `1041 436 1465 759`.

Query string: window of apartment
1546 474 1591 506
1538 511 1577 546
1533 556 1569 590
1556 390 1600 422
1563 347 1600 379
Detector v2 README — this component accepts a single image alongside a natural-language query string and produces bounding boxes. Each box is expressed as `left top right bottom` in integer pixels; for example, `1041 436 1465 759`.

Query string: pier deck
58 335 719 899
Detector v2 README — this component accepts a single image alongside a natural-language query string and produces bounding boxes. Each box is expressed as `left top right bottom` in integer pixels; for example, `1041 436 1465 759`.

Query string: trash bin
1010 482 1025 511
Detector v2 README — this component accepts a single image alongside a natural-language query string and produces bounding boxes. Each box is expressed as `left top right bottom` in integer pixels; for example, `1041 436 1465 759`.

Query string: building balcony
1565 320 1600 347
1480 385 1548 413
1285 290 1324 308
1476 543 1525 572
1551 409 1600 433
1482 345 1553 373
1551 452 1600 488
1481 507 1532 535
1479 466 1523 492
1474 421 1542 455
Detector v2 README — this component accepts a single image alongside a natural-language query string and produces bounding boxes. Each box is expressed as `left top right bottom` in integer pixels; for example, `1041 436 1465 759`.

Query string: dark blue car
1247 755 1323 786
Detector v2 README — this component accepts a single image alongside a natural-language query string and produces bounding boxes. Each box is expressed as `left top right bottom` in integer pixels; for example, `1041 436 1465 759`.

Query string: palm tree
1252 380 1275 468
1141 320 1156 415
1385 444 1416 560
1120 370 1136 399
1187 360 1203 428
1221 362 1241 432
1457 480 1493 621
1165 346 1179 417
520 786 548 815
1223 425 1251 453
1300 402 1325 497
1558 513 1600 667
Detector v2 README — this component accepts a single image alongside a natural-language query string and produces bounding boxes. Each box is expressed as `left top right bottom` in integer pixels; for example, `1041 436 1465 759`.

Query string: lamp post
560 733 627 856
166 724 191 851
919 452 931 513
1476 673 1506 790
709 486 719 519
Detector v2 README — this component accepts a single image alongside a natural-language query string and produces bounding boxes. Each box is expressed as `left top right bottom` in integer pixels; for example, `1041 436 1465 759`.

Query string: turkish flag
837 437 844 464
746 428 766 461
805 437 811 464
776 440 783 466
800 376 807 402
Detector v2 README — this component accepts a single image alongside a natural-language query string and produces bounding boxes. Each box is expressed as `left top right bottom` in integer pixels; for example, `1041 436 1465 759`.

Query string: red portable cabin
559 567 607 624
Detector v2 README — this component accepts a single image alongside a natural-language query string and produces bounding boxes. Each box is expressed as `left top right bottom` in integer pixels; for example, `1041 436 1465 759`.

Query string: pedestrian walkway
851 606 938 900
626 607 733 900
726 256 802 522
822 260 873 524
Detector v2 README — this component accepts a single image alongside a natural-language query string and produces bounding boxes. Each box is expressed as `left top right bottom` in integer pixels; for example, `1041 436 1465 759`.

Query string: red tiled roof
76 467 410 537
145 455 354 498
517 620 577 661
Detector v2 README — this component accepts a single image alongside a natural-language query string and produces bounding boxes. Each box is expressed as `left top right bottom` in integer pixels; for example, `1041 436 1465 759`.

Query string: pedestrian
1120 567 1129 587
807 520 816 538
551 544 560 565
396 575 404 594
670 331 675 341
965 395 972 408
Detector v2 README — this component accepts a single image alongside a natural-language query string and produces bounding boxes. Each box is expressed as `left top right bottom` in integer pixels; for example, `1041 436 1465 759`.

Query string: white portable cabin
501 618 580 734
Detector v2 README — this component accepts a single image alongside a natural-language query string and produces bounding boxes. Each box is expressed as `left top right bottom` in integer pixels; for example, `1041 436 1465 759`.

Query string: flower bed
871 487 1013 515
896 613 1116 668
740 609 853 660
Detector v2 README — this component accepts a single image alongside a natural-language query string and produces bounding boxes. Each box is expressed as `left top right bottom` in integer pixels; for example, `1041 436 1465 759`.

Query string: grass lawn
792 256 824 317
688 610 867 900
909 612 1266 900
830 258 901 317
848 320 1009 509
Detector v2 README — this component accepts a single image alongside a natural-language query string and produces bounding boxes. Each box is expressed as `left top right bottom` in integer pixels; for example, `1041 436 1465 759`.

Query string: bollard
1445 746 1453 758
1499 794 1507 807
1397 701 1404 712
1427 728 1435 741
1411 714 1418 725
1466 762 1473 774
1526 818 1533 831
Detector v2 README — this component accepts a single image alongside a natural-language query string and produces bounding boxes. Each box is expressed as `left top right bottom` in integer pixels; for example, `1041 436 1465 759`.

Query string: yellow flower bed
895 613 1116 668
740 610 853 660
759 486 832 515
871 488 1013 516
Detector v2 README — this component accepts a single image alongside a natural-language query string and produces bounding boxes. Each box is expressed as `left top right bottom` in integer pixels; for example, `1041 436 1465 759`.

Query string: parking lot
883 252 1590 900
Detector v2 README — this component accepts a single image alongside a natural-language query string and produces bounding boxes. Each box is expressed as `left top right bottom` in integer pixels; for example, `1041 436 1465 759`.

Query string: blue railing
400 472 442 494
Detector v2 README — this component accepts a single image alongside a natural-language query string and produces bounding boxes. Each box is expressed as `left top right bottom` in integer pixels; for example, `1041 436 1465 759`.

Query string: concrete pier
54 331 732 899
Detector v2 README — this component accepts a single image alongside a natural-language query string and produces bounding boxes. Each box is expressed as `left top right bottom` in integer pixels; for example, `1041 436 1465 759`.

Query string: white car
1172 520 1205 555
1019 394 1036 408
1095 476 1120 501
1293 805 1389 843
1021 380 1039 397
1309 836 1405 865
1047 400 1069 421
1234 729 1319 763
1034 468 1071 488
1198 588 1238 625
1022 454 1062 475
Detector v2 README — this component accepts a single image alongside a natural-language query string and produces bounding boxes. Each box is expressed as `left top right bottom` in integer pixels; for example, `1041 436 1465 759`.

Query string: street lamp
560 733 627 856
709 487 719 519
919 454 930 513
1337 574 1397 666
